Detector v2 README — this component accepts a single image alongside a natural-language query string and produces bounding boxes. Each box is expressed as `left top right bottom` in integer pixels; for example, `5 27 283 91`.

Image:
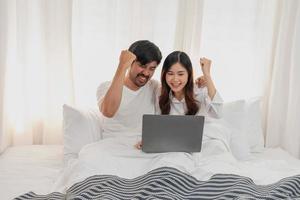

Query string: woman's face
165 62 188 94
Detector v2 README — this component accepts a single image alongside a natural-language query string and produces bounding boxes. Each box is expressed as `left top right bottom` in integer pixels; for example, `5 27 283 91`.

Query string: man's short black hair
128 40 162 65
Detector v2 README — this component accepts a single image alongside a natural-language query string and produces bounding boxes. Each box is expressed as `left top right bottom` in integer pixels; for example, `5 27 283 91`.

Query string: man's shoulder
147 79 160 90
149 79 159 85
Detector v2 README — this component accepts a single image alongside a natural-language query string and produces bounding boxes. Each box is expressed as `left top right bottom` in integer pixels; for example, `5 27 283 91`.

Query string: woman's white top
155 86 223 118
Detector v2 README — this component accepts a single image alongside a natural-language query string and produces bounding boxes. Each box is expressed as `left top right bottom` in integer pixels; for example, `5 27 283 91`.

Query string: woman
135 51 223 149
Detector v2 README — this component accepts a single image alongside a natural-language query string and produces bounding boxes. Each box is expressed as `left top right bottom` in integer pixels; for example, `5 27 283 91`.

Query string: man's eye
136 62 143 67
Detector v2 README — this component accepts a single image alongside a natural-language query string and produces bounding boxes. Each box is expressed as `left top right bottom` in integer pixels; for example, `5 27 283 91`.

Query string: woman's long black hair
159 51 199 115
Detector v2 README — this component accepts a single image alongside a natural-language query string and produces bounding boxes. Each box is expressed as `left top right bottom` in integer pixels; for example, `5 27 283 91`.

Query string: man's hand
195 75 207 88
119 50 136 70
134 141 142 150
200 57 212 77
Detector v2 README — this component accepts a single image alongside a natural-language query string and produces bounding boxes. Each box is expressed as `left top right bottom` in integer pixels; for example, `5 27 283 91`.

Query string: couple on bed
97 40 223 147
52 40 228 190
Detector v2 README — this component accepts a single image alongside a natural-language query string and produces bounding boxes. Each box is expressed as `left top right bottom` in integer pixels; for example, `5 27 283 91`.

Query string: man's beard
133 73 150 87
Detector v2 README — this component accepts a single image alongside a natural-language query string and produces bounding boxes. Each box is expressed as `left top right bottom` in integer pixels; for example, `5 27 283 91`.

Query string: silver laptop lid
142 114 205 153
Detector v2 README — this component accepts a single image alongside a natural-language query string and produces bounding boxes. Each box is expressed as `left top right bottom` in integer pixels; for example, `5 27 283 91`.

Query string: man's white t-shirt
97 79 159 138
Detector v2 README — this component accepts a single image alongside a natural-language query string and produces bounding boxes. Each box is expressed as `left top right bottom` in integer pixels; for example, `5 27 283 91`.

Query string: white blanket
52 120 300 193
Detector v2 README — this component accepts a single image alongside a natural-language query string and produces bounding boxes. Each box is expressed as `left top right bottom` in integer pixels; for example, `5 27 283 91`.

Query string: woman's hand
199 57 217 100
200 57 212 77
135 141 142 150
195 75 207 88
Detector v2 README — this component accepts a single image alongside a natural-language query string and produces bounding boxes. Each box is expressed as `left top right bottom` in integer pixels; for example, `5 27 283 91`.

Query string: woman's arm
200 57 216 99
195 58 223 118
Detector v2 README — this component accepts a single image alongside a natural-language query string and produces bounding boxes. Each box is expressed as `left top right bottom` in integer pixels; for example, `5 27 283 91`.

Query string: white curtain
71 0 180 107
264 0 300 158
0 0 8 152
0 0 74 150
71 0 277 104
0 0 184 150
1 0 299 158
199 0 278 101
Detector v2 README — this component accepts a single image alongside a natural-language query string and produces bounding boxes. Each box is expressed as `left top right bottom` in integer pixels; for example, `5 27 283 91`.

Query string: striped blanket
15 167 300 200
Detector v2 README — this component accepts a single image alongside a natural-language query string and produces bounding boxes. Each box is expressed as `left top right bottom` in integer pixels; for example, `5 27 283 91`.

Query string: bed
2 99 300 199
0 145 63 200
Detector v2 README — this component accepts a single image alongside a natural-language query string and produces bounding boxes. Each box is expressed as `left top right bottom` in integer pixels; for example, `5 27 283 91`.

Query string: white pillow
222 100 251 160
222 100 246 132
63 104 103 162
243 97 264 152
222 97 264 159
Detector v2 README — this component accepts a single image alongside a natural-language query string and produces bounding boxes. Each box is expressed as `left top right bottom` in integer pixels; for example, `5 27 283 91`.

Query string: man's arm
99 50 136 117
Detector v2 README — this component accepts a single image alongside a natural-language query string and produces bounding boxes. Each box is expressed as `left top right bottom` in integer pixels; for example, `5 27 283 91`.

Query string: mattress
0 145 63 200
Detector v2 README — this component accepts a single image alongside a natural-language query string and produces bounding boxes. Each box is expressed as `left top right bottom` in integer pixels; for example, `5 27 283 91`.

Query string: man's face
128 60 158 88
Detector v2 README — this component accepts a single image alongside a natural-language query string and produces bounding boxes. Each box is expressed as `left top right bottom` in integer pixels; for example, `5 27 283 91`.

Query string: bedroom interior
0 0 300 199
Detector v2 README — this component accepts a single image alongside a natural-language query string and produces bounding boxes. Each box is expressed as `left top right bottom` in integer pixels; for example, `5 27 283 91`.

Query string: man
97 40 162 138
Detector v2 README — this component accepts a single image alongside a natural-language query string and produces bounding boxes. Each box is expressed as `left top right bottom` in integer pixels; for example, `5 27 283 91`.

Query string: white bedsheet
51 120 299 193
0 145 63 200
51 120 230 192
52 119 300 194
53 138 300 195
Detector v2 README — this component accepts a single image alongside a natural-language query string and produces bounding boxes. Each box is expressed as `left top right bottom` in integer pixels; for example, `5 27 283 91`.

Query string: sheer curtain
71 0 277 104
0 0 8 152
199 0 278 101
71 0 180 107
0 0 74 151
0 0 184 151
264 0 300 158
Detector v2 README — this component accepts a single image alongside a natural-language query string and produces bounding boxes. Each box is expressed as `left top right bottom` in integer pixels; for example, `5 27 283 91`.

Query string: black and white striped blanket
15 167 300 200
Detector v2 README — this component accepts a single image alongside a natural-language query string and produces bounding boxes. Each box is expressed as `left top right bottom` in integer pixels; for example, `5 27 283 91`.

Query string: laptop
142 114 205 153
